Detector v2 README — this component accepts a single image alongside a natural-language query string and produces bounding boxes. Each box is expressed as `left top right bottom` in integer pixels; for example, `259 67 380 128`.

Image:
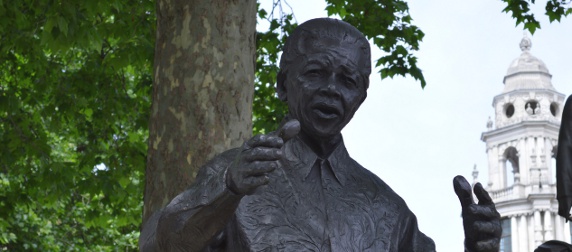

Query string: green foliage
0 0 154 250
501 0 572 34
325 0 425 87
253 3 295 134
253 0 425 134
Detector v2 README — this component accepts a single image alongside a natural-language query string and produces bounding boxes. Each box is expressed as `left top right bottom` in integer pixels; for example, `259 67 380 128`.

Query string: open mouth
312 103 341 119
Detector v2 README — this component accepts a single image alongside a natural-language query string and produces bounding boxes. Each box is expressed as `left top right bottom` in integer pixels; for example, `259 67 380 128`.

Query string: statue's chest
233 166 399 252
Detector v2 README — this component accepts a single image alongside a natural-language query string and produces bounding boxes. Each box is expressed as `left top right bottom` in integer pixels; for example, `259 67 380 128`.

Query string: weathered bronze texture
140 18 501 252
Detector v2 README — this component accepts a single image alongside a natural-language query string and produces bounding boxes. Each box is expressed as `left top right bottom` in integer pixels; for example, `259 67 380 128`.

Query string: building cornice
481 120 560 143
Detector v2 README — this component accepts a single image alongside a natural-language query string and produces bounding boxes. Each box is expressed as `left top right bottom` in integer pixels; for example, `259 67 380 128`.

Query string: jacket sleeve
139 148 244 252
557 95 572 219
397 209 436 252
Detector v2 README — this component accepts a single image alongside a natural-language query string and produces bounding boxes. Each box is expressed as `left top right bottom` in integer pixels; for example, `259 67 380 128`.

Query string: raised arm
139 149 243 252
139 120 300 252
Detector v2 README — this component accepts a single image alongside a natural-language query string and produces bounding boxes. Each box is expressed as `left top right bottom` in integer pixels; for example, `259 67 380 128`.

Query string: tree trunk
143 0 256 223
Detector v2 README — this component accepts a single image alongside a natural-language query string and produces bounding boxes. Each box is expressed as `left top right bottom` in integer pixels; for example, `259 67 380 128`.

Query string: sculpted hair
278 18 371 89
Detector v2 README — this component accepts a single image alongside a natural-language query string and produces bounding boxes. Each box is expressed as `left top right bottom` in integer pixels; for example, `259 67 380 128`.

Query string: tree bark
143 0 256 223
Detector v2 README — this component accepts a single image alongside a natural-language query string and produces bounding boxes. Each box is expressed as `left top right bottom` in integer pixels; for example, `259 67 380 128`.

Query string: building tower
481 35 568 251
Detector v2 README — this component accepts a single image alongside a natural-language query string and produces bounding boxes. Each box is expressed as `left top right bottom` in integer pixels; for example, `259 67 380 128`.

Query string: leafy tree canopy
0 0 424 250
501 0 572 34
0 0 154 250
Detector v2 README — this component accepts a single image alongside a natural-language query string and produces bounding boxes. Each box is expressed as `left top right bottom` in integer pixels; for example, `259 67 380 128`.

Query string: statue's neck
298 131 342 159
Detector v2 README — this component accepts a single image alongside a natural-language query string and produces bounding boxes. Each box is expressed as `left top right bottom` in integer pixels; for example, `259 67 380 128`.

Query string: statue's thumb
278 119 300 142
453 175 474 209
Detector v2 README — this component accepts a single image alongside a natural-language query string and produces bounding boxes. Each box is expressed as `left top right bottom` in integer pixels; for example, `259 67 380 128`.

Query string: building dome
506 52 549 76
502 35 554 93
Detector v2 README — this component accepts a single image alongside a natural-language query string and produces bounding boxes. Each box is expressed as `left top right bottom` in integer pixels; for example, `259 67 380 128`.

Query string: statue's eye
341 75 358 88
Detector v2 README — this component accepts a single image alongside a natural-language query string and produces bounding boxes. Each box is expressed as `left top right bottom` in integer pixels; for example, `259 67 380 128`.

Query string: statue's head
277 18 371 139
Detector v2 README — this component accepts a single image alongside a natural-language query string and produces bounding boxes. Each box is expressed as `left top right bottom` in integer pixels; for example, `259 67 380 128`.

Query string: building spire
520 31 532 52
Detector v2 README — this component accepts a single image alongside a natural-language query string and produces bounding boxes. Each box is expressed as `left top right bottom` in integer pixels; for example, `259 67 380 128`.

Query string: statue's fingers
249 119 299 149
245 161 277 176
244 175 270 188
474 239 500 252
466 205 500 220
474 182 494 205
244 147 282 162
245 134 284 149
474 220 502 237
453 175 474 209
232 175 270 195
277 119 300 142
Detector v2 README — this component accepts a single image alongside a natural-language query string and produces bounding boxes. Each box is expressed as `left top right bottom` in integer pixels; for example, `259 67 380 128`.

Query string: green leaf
524 20 540 34
119 176 130 189
258 8 267 19
57 16 68 37
339 8 347 18
83 108 93 121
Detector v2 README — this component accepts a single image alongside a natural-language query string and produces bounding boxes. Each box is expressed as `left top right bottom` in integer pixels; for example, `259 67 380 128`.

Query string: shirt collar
283 136 351 186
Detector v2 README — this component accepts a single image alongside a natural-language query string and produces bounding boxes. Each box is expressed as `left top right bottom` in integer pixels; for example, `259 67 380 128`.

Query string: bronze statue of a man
140 18 500 252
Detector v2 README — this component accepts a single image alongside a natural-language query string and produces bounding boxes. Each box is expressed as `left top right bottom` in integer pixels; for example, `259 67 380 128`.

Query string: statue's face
282 44 367 139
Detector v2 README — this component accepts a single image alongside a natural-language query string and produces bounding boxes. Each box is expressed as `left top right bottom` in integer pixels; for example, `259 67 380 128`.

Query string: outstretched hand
226 120 300 195
453 176 501 252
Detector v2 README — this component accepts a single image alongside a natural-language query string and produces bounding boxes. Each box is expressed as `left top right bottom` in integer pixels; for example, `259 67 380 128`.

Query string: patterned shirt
142 136 435 252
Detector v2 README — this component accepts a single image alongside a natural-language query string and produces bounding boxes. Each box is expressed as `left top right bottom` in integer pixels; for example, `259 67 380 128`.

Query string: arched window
525 100 540 115
550 102 559 117
504 147 519 186
505 103 515 118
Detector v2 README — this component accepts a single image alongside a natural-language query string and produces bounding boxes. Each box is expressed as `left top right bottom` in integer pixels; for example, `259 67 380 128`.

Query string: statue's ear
276 70 287 102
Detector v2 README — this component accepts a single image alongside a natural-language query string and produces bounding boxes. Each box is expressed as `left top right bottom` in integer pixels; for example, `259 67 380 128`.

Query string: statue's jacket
557 95 572 218
143 136 436 252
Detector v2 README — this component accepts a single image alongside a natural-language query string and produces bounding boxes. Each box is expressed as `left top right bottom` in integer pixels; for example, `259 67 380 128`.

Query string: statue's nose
320 75 341 98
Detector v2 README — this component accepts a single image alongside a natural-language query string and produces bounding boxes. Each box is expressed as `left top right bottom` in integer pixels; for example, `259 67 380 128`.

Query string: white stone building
480 35 569 251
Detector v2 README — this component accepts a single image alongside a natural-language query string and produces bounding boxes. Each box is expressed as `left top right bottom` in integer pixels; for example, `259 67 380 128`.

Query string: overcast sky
260 0 572 250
